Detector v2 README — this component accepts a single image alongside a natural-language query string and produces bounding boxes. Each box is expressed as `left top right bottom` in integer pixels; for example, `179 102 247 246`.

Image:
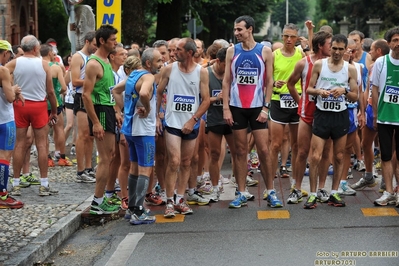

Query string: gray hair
141 48 155 66
283 23 299 32
213 39 230 48
153 40 168 48
21 35 39 52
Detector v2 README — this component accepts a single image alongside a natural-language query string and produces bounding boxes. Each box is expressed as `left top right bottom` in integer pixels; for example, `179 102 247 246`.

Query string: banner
96 0 121 42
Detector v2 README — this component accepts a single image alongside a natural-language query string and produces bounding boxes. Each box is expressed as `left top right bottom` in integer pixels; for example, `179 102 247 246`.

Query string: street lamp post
0 5 5 40
286 0 289 25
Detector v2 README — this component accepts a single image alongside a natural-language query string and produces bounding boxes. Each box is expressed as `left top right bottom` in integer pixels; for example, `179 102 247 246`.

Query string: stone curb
4 196 93 266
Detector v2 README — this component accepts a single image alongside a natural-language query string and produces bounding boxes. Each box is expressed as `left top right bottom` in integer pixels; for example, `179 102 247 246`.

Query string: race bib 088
172 94 195 113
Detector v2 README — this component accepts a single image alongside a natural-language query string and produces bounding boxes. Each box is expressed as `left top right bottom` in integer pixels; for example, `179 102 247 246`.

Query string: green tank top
89 55 115 106
377 55 399 124
47 62 62 110
272 47 302 101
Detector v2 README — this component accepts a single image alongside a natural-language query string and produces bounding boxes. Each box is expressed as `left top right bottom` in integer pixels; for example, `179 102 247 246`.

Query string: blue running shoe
266 190 283 208
328 165 334 175
304 167 309 176
229 192 248 208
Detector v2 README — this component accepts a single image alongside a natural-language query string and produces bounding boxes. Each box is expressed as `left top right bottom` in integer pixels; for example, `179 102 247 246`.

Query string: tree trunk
156 0 183 40
122 0 147 46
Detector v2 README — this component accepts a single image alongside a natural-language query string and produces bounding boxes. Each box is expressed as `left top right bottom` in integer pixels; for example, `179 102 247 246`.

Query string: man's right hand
223 108 234 126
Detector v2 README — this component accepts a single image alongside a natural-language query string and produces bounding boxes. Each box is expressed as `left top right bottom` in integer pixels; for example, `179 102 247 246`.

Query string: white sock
196 175 203 183
94 196 103 205
188 188 195 195
175 194 184 204
41 178 49 187
13 178 20 186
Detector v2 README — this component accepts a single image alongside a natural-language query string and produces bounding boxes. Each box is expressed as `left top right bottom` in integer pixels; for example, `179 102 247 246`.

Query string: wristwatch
344 87 350 95
263 102 271 108
192 115 199 122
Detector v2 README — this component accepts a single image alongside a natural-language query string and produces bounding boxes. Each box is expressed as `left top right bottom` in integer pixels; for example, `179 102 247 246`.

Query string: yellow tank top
272 47 303 101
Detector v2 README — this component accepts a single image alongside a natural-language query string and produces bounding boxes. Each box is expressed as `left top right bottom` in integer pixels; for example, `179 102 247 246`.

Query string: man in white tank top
6 35 59 197
70 31 97 183
156 38 210 218
305 34 359 209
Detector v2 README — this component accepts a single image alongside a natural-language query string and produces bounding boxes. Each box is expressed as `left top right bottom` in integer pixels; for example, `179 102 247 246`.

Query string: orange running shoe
48 158 55 167
58 158 73 166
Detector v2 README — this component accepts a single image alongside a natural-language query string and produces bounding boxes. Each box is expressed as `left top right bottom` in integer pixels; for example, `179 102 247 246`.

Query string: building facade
0 0 38 45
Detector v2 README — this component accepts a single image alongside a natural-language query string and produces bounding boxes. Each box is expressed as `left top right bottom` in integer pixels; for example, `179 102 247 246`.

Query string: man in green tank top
82 25 121 215
371 27 399 207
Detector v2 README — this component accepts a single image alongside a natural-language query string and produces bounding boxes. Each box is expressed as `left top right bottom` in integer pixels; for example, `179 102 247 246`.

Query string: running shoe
197 182 213 194
164 201 176 218
355 160 366 171
23 173 40 185
265 190 283 208
209 189 220 202
121 197 128 210
287 189 303 204
129 210 156 225
229 176 238 187
48 158 55 167
374 160 381 170
145 192 164 206
186 191 209 206
328 165 334 175
235 188 255 201
347 168 353 179
290 184 308 197
229 192 248 208
304 195 317 209
174 198 193 214
0 193 24 209
76 172 96 183
248 151 260 169
246 175 258 186
58 158 73 166
350 177 377 190
280 166 289 178
304 167 309 176
374 191 396 206
9 185 21 196
202 172 211 181
338 181 356 196
108 193 122 205
328 193 346 207
316 189 329 203
220 174 230 184
38 186 59 196
90 198 120 215
70 145 76 155
85 169 96 179
159 190 167 204
124 209 133 220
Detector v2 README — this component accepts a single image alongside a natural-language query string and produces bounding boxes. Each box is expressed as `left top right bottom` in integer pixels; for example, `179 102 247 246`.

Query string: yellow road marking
257 210 290 219
155 214 185 223
361 208 399 217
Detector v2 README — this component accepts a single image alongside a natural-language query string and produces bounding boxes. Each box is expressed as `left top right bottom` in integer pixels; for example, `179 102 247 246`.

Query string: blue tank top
358 51 368 91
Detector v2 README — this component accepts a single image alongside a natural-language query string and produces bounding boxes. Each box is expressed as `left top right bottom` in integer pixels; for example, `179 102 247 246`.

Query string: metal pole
70 5 76 54
193 18 196 40
2 15 5 39
286 0 289 25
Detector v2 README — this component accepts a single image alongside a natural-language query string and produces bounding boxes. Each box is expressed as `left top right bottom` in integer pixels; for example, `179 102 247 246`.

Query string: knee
210 149 221 162
297 148 309 161
270 142 281 153
334 151 345 163
309 151 322 165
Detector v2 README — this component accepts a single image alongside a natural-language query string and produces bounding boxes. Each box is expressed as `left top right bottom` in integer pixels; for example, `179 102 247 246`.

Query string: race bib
319 95 345 111
172 94 195 113
212 89 222 106
109 86 115 104
383 85 399 104
237 67 258 85
280 94 297 108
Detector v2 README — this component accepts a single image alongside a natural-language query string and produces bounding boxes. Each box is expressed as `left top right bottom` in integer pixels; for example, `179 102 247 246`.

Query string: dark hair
206 43 222 60
95 25 118 48
332 34 348 47
63 54 71 66
216 47 227 62
312 31 332 53
373 39 390 55
182 38 197 56
384 27 399 43
348 30 365 40
85 31 96 42
235 15 255 32
40 44 52 57
12 45 21 54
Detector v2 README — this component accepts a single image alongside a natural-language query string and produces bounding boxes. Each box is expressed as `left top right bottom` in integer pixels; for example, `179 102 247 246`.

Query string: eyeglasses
282 34 298 39
331 47 345 51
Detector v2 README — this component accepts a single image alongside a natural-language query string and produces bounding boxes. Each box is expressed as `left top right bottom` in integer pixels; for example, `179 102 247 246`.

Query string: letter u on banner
96 0 121 42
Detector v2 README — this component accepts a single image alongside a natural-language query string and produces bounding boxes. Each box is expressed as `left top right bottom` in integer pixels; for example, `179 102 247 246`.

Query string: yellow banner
96 0 121 42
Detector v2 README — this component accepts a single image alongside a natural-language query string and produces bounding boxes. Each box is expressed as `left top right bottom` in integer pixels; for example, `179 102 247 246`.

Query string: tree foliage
315 0 399 37
38 0 69 56
270 0 310 26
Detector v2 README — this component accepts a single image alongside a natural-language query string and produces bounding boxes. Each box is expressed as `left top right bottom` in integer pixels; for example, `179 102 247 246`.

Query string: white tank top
0 84 14 124
165 62 201 129
13 57 46 101
315 59 349 112
75 51 89 93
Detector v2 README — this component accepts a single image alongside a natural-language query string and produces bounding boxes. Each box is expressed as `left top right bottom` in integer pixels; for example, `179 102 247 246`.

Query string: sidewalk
1 152 95 266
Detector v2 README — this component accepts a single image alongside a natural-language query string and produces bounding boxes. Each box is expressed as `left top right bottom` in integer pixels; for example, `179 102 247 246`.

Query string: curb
4 196 93 266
